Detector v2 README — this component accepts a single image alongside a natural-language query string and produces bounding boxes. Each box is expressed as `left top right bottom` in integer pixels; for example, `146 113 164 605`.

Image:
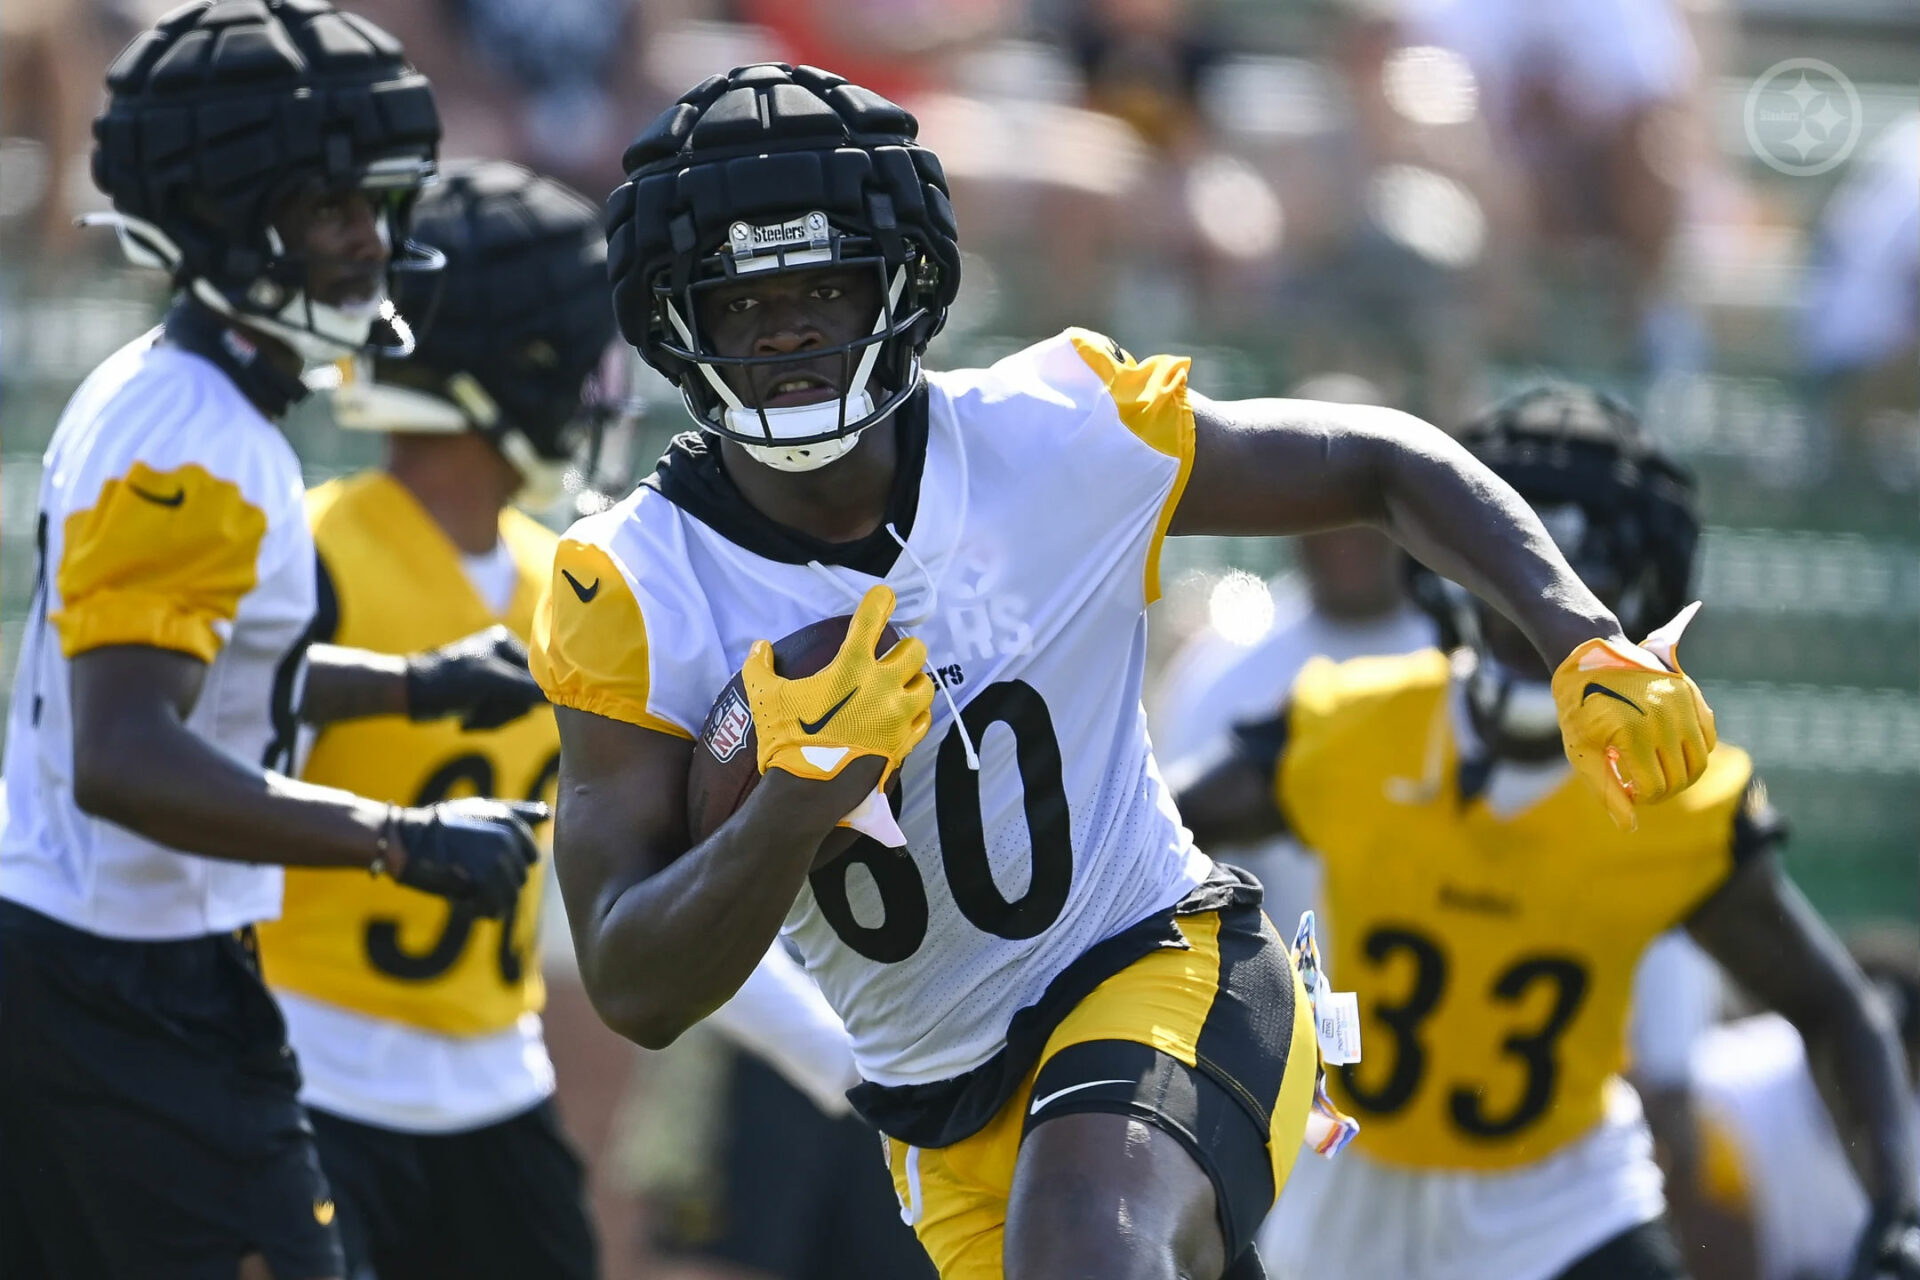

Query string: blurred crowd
5 0 1914 433
2 1 1915 1279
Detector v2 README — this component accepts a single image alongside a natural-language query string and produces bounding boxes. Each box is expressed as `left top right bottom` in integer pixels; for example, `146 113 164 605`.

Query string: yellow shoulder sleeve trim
1067 329 1196 605
52 461 268 663
530 538 692 738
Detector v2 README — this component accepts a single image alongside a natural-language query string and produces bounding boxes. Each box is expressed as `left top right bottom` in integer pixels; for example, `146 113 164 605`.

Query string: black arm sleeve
1228 709 1291 782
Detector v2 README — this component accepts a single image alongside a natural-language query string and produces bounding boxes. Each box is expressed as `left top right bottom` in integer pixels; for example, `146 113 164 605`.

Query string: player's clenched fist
742 585 935 786
380 797 546 918
1551 601 1717 831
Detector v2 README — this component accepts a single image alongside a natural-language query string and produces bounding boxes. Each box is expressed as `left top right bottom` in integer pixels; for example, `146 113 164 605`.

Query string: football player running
1174 387 1920 1280
0 7 546 1277
254 160 611 1280
533 66 1716 1280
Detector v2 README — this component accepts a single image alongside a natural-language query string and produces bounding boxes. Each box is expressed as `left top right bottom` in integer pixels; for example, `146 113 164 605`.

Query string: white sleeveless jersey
1 334 315 940
534 329 1213 1086
1692 1014 1876 1280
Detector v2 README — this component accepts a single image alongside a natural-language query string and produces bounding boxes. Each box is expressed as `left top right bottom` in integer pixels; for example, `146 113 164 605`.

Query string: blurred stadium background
1 0 1914 1272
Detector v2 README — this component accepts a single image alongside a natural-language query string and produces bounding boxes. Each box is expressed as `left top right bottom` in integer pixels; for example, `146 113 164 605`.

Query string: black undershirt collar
161 296 310 421
644 388 931 579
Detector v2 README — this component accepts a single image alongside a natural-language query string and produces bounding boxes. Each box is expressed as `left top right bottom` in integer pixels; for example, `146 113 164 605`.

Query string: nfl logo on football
706 689 753 763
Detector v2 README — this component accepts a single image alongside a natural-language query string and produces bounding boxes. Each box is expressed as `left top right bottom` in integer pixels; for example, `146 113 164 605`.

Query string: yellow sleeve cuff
52 593 223 663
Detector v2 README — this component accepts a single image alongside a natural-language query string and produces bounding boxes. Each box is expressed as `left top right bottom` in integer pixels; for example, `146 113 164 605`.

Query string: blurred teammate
643 942 940 1280
1175 387 1920 1280
1402 0 1703 367
535 67 1716 1280
0 6 547 1277
1683 931 1920 1280
1152 373 1432 930
256 160 614 1280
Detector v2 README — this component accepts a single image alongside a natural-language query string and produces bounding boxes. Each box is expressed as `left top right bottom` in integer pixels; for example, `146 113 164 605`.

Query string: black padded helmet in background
605 62 960 471
90 0 441 361
1408 384 1702 651
333 159 628 504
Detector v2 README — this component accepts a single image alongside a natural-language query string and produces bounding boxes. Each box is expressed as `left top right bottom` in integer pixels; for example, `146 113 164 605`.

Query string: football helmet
332 159 626 506
1409 385 1702 743
605 63 960 471
89 0 441 364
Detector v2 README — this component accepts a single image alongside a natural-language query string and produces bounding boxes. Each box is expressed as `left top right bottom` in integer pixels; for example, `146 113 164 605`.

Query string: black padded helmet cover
92 0 440 352
605 63 960 449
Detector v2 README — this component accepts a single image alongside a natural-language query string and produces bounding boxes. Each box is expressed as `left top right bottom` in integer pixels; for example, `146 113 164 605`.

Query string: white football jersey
534 329 1213 1087
1 333 315 940
1692 1014 1879 1280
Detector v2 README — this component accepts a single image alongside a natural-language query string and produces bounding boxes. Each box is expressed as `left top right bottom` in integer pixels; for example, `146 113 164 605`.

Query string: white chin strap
332 377 469 434
739 412 873 472
666 264 907 474
329 373 566 506
83 209 395 368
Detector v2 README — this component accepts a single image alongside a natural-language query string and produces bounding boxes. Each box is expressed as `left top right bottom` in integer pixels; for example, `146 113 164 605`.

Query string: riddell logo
706 688 753 762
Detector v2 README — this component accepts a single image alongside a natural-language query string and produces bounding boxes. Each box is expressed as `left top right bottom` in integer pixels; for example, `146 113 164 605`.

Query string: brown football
687 614 904 870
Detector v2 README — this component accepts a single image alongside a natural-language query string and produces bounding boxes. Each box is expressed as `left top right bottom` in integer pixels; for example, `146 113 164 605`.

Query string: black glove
406 625 546 731
381 797 546 918
1852 1205 1920 1280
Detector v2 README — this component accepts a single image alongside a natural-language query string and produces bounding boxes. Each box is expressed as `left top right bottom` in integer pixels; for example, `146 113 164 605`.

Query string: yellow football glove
1551 602 1717 831
742 585 935 785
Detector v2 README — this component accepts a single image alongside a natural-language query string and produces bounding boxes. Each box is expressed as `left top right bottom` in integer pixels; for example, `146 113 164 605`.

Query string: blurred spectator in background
616 945 936 1280
1800 111 1920 491
0 0 101 259
742 0 1005 106
344 0 657 196
1678 928 1920 1280
1395 0 1707 372
1069 0 1225 156
1153 373 1432 929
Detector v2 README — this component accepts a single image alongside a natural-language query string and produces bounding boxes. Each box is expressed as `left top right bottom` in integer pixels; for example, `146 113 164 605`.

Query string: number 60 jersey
532 330 1215 1093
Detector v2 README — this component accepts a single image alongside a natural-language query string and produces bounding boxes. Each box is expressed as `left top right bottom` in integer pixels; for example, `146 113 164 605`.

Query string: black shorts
0 899 343 1280
308 1099 596 1280
1556 1218 1689 1280
863 867 1316 1273
652 1049 938 1280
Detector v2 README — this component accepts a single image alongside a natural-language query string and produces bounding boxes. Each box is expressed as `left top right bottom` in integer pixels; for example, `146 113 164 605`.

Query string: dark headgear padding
604 63 959 389
92 0 438 295
384 159 614 459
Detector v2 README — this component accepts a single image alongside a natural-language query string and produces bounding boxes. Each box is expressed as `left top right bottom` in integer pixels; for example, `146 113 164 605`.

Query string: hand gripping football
687 607 915 869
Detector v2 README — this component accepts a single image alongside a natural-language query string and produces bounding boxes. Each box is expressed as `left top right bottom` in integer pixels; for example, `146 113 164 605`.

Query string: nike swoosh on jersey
561 569 600 603
798 689 857 735
129 484 186 507
1580 682 1644 714
1028 1078 1135 1116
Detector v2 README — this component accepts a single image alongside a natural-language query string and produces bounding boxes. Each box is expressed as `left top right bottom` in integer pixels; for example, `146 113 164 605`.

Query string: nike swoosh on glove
741 585 935 785
1550 601 1717 831
407 624 548 731
1850 1205 1920 1280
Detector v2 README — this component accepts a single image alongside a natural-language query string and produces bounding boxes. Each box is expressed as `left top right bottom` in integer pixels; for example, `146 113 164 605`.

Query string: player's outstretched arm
550 706 882 1050
1165 717 1293 853
300 625 546 729
1176 393 1618 660
1176 394 1714 821
69 644 541 916
1687 855 1920 1277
